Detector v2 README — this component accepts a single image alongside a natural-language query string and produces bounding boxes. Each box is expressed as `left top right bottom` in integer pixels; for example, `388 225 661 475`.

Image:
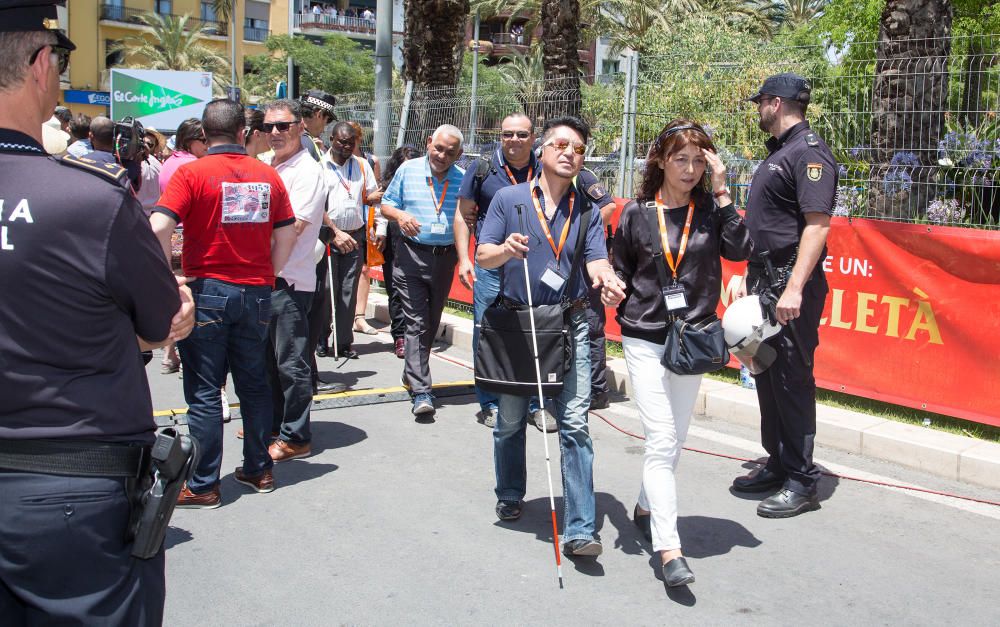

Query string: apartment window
105 39 124 69
155 0 172 15
200 1 217 23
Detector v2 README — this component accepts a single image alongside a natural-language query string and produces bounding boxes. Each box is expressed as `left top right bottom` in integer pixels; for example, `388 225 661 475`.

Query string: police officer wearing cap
299 88 337 161
732 72 837 517
0 1 194 621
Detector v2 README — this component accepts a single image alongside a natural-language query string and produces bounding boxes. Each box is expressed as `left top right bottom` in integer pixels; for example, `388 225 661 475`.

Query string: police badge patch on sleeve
806 163 823 182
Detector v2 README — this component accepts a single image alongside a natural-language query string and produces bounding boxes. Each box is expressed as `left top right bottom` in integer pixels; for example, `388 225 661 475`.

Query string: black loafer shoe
337 348 360 360
563 538 603 557
663 557 695 587
495 500 523 521
757 488 819 518
633 504 651 543
589 391 610 410
732 467 786 493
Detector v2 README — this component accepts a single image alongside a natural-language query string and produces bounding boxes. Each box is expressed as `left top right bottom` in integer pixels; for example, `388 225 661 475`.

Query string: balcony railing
491 32 529 47
244 27 269 42
100 4 225 34
294 13 376 35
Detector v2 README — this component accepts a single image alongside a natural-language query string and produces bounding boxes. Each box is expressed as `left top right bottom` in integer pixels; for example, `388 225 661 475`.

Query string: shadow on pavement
727 457 840 503
677 515 761 558
165 526 193 550
307 421 368 456
315 369 377 388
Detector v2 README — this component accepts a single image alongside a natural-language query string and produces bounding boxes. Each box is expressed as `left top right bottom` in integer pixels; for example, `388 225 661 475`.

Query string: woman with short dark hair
613 119 752 587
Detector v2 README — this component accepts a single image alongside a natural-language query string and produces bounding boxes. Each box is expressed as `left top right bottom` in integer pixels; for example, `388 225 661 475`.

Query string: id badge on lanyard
427 175 449 235
655 192 695 312
540 260 568 291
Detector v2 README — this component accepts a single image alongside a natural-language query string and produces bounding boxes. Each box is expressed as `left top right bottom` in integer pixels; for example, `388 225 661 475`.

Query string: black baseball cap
300 89 337 120
0 0 76 50
746 72 811 103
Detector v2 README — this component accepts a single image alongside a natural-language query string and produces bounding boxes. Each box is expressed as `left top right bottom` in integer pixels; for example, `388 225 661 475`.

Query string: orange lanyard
425 176 449 219
654 191 695 280
503 163 533 185
531 186 574 261
330 157 354 195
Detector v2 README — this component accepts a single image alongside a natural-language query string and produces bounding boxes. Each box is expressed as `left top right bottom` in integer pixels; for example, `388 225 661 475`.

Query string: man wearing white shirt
318 122 380 360
262 99 328 462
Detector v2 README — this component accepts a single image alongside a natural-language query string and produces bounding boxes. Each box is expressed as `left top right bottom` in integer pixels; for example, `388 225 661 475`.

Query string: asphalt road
149 330 1000 626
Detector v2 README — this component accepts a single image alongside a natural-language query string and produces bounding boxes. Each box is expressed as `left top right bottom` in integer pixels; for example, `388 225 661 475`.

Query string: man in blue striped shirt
381 125 465 418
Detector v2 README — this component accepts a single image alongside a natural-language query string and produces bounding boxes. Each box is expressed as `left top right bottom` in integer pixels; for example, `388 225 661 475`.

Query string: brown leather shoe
268 439 311 462
176 484 221 509
234 467 275 493
394 337 405 359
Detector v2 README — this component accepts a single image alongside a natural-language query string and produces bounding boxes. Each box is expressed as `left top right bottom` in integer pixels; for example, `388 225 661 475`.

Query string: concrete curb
367 298 1000 490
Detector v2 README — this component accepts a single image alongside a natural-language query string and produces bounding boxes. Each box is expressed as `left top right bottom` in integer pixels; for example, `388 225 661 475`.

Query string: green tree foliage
243 34 375 99
110 13 231 94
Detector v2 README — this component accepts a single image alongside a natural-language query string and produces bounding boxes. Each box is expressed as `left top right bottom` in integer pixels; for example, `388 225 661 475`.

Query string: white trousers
622 335 703 552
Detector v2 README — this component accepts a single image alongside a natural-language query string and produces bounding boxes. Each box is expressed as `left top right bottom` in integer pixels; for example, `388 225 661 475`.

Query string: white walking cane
326 243 339 360
516 204 564 589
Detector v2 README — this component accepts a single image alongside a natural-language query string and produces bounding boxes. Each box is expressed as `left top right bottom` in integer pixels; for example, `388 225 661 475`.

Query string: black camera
113 116 146 162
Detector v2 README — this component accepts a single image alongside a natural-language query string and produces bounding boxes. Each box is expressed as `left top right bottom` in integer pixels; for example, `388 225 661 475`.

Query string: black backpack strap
644 201 673 290
472 155 492 201
563 192 593 301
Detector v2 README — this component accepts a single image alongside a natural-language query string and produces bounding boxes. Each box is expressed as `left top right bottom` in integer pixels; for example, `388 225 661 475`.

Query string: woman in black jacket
612 119 752 587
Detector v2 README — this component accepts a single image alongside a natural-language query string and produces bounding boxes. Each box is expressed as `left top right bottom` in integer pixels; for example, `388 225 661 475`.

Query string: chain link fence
330 34 999 228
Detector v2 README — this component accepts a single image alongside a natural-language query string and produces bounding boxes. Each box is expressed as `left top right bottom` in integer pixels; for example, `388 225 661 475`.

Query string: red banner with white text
372 209 1000 427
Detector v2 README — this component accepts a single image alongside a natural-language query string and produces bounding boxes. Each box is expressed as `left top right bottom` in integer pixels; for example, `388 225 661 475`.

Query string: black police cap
300 89 337 120
747 72 811 103
0 0 76 50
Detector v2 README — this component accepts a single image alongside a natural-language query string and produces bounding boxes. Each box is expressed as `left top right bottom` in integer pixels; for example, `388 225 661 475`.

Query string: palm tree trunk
869 0 952 219
403 0 470 145
540 0 581 119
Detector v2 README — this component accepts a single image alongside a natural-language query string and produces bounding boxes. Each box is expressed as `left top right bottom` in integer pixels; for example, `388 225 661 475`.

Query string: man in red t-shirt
151 99 296 508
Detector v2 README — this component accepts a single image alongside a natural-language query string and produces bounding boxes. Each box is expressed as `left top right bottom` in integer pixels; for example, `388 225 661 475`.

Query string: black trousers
753 274 828 496
586 284 608 397
318 229 365 353
0 470 165 625
267 283 315 442
381 222 406 341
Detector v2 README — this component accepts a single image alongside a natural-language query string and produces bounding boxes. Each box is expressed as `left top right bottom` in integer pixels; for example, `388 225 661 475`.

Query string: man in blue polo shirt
477 115 625 558
381 124 465 418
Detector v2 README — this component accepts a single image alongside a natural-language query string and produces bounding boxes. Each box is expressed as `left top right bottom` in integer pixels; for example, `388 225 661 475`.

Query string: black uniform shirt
0 129 179 443
744 121 837 263
613 194 751 344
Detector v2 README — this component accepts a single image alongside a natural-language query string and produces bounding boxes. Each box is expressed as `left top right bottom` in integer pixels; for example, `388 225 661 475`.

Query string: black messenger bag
474 198 593 397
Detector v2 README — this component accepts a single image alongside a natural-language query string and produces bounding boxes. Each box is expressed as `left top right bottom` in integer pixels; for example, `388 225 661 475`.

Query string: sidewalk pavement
369 297 1000 491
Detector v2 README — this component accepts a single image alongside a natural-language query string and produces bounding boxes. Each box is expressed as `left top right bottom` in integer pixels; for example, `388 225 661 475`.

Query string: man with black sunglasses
456 113 540 429
0 1 194 622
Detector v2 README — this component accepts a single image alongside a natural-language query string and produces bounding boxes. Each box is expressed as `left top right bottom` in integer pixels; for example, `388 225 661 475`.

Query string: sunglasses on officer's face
30 44 71 74
262 121 300 133
501 130 531 139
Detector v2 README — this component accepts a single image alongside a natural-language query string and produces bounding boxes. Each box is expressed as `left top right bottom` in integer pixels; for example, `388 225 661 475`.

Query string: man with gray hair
380 125 465 418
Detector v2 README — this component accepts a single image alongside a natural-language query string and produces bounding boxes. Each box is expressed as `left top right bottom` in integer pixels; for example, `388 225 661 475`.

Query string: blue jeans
493 311 595 544
178 278 274 493
472 263 501 412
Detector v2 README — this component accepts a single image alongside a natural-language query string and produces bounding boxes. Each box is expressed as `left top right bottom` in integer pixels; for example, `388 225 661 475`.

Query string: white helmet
722 295 782 374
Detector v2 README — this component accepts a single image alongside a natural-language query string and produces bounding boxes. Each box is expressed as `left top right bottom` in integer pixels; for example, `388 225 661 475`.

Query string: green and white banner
110 69 213 131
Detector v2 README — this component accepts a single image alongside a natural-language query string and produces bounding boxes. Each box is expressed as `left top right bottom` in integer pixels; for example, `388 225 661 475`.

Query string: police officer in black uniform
732 73 837 518
0 1 193 621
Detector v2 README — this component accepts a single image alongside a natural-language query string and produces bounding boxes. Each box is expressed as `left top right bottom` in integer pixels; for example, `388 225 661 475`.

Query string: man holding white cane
477 116 624 558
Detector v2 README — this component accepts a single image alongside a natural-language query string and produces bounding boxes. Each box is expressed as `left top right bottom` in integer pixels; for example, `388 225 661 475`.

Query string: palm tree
470 0 601 43
539 0 582 118
869 0 953 219
402 0 471 143
592 1 679 55
110 13 231 93
776 0 829 29
496 43 547 122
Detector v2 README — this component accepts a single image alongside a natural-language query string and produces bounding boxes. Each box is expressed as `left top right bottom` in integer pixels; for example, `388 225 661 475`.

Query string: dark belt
405 239 456 256
340 227 365 236
0 439 149 478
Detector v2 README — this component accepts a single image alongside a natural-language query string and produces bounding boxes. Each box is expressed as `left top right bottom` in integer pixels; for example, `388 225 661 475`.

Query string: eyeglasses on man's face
30 44 71 74
501 130 532 140
543 138 587 156
262 121 300 133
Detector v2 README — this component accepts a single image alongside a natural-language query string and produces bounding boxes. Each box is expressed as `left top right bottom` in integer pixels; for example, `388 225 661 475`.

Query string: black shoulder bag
474 197 593 396
644 204 728 375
